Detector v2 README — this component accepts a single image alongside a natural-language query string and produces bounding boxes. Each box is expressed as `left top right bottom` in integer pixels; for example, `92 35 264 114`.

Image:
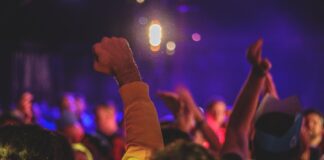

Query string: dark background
1 0 323 116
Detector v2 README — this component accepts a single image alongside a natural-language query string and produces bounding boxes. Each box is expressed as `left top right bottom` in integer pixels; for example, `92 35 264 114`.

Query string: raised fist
93 37 141 86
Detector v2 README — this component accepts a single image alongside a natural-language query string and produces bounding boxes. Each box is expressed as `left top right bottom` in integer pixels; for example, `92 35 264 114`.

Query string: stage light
192 33 201 42
166 41 176 51
150 45 160 52
149 21 162 48
166 41 176 55
136 0 145 4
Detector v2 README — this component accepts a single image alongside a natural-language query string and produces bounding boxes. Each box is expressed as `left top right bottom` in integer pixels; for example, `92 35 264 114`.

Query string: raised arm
221 39 271 159
177 87 222 155
264 73 279 99
158 87 222 154
93 37 164 160
158 90 195 133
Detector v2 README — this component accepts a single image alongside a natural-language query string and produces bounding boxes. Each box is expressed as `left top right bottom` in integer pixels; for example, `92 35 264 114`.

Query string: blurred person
57 111 85 143
158 87 222 156
11 91 34 124
94 104 119 136
75 95 95 132
90 103 125 160
57 111 101 160
75 96 87 119
221 39 304 160
0 125 74 160
157 90 196 134
177 87 223 156
302 109 324 159
60 92 77 113
60 93 94 132
156 87 218 160
205 99 227 145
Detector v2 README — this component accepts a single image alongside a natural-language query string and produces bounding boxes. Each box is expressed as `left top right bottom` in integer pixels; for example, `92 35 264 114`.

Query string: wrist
115 67 142 87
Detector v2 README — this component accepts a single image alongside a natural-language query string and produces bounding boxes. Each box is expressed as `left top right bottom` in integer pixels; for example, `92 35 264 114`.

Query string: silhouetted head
0 125 74 160
151 140 215 160
252 95 303 160
253 112 302 160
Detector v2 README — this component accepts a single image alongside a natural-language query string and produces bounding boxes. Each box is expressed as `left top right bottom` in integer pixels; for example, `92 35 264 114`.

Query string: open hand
157 91 181 116
177 86 204 122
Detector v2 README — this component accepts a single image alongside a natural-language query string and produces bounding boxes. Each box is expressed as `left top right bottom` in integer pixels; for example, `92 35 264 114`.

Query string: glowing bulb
136 0 145 4
166 41 176 55
192 33 201 42
166 41 176 51
150 45 160 52
149 22 162 47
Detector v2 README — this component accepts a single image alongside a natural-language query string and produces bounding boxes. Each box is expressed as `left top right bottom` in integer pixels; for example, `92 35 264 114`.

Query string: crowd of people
0 37 323 160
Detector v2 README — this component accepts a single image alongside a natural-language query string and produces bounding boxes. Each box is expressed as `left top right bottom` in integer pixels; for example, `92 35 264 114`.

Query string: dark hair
205 99 225 114
0 125 74 160
161 127 191 146
253 112 300 160
303 108 324 125
151 140 215 160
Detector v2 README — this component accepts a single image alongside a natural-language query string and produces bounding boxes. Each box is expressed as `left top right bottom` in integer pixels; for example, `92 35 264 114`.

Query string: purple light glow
177 5 190 13
192 33 201 42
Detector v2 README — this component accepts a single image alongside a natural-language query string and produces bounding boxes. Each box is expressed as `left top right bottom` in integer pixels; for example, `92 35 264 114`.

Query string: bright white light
136 0 145 4
192 33 201 42
149 23 162 47
166 41 176 51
